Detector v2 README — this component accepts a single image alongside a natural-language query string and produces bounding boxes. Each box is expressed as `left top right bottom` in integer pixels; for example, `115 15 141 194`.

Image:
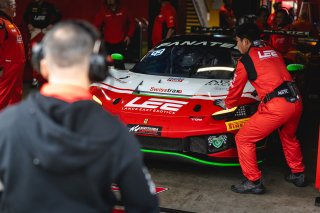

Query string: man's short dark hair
235 23 261 42
42 20 99 68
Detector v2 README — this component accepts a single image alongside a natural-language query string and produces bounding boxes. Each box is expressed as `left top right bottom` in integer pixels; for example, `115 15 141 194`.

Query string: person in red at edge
219 23 307 194
0 20 159 212
93 0 136 56
0 0 25 111
152 0 176 47
219 0 236 28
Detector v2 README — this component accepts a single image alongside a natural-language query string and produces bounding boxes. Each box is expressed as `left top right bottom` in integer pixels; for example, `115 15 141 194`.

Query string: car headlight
212 102 259 121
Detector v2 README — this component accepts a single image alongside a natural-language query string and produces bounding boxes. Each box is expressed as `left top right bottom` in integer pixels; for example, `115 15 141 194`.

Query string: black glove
214 99 226 109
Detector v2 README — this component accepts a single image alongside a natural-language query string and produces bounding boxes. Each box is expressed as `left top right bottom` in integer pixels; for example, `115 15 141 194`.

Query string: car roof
163 33 236 44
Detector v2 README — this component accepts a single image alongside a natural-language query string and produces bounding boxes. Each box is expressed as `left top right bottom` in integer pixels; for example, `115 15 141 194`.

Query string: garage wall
15 0 149 26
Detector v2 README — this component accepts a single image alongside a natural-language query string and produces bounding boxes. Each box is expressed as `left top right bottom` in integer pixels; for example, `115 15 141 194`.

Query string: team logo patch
258 50 278 60
225 118 249 131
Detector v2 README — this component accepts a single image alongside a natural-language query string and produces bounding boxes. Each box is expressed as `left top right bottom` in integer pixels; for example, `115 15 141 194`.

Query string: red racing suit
0 12 26 111
152 2 176 47
225 43 305 181
93 6 136 44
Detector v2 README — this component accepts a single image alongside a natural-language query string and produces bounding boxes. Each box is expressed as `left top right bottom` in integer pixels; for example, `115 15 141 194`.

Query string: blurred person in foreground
0 0 25 111
219 23 306 194
0 20 159 212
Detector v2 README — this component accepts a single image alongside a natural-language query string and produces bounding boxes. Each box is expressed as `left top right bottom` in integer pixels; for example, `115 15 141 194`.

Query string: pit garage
2 0 320 212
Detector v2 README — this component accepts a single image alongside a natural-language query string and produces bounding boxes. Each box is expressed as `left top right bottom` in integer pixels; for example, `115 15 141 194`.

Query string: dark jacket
0 93 159 213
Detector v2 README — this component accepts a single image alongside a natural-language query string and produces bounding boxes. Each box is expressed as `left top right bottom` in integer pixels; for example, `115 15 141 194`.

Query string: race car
90 34 268 166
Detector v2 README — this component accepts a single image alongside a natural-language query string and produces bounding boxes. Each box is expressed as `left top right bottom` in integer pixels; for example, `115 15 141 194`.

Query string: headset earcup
31 43 44 73
89 54 108 82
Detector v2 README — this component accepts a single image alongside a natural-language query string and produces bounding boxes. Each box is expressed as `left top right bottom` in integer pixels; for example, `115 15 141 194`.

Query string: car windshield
131 44 240 79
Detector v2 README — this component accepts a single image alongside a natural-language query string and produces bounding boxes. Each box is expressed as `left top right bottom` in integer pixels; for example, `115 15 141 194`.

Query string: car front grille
135 136 186 152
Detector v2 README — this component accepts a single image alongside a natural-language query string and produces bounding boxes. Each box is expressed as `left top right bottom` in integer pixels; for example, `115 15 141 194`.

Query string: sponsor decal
277 89 289 95
208 135 227 149
34 15 46 21
150 87 182 94
258 50 278 60
205 79 231 87
16 35 23 44
128 124 162 136
225 118 249 131
167 77 184 82
123 97 188 115
156 41 237 49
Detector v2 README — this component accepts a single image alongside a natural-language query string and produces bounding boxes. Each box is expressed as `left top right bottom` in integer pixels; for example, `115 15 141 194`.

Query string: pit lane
142 97 320 213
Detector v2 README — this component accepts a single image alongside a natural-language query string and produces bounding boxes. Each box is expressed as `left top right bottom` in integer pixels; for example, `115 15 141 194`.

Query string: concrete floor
144 98 320 213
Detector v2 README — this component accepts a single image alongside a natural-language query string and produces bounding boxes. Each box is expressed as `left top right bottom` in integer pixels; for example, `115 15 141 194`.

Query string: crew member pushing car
0 0 25 110
223 23 306 194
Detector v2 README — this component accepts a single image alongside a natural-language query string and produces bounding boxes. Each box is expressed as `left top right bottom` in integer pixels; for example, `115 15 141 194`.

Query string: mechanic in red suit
152 0 176 47
0 0 25 111
93 0 136 56
222 23 307 194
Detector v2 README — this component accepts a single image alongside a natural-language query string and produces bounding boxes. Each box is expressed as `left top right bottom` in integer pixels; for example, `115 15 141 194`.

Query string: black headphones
31 20 108 82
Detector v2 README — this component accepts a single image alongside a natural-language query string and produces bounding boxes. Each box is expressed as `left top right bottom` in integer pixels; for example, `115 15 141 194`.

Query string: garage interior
11 0 320 212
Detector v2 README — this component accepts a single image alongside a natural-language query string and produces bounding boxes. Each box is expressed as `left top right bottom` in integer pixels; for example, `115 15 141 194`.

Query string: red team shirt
93 6 136 44
152 2 176 47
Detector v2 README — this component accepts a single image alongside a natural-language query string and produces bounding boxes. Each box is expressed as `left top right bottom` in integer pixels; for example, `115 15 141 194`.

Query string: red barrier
316 126 320 191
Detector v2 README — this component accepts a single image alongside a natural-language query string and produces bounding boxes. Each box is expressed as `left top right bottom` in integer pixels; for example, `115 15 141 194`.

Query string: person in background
256 6 270 31
219 0 236 28
93 0 136 56
23 0 61 87
152 0 176 47
0 0 25 111
288 7 295 23
0 20 159 212
23 0 61 39
256 6 270 41
267 1 282 27
270 9 293 56
219 23 306 194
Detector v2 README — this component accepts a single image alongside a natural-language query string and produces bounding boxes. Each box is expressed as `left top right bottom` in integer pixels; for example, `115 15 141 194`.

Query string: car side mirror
287 64 304 74
111 53 125 70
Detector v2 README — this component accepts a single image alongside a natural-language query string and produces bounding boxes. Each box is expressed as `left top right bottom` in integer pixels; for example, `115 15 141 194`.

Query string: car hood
94 68 256 100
